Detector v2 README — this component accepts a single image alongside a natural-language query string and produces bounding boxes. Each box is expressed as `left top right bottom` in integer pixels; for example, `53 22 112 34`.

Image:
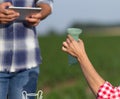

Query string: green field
37 33 120 99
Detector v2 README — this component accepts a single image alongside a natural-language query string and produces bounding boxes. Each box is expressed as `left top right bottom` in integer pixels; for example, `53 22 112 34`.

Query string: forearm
77 51 105 96
37 3 52 20
62 35 105 96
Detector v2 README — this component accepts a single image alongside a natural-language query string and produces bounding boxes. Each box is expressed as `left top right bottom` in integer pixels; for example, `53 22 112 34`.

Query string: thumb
2 2 12 9
0 2 12 14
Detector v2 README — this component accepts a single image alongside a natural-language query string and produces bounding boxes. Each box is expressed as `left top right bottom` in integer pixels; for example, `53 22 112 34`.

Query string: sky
37 0 120 35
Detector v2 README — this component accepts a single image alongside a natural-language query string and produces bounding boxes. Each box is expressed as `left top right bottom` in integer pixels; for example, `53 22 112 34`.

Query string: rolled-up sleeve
36 0 53 9
97 81 120 99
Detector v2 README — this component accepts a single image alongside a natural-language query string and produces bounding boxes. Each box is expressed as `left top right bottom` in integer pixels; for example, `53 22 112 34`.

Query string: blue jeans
0 66 40 99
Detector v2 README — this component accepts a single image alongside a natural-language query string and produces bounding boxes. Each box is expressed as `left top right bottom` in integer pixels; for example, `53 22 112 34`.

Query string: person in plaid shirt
0 0 53 99
62 35 120 99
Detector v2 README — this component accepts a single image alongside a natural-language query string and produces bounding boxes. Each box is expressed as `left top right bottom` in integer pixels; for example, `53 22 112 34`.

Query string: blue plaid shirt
0 0 53 72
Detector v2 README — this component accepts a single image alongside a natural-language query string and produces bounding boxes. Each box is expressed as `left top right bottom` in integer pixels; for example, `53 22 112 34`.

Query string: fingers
0 2 20 24
0 2 12 9
0 9 19 23
68 35 82 43
62 41 71 53
26 16 39 22
62 46 67 52
4 9 19 15
0 2 10 14
78 39 82 43
26 13 42 21
62 41 68 48
25 14 41 26
62 35 82 51
66 38 71 44
63 35 76 47
1 11 19 18
4 2 12 7
27 21 40 26
67 35 74 42
31 13 42 19
78 39 81 42
62 35 81 47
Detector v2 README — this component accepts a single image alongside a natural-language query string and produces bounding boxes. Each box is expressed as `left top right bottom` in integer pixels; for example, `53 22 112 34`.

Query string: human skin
62 35 105 96
0 2 19 24
26 3 52 26
0 2 52 26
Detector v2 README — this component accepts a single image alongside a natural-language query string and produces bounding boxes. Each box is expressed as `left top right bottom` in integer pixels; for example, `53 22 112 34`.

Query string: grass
36 33 120 99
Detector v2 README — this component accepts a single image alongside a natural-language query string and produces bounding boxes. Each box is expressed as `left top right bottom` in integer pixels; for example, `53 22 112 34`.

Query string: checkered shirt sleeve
97 81 120 99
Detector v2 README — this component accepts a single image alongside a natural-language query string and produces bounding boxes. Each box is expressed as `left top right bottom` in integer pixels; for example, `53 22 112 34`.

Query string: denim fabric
0 66 39 99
